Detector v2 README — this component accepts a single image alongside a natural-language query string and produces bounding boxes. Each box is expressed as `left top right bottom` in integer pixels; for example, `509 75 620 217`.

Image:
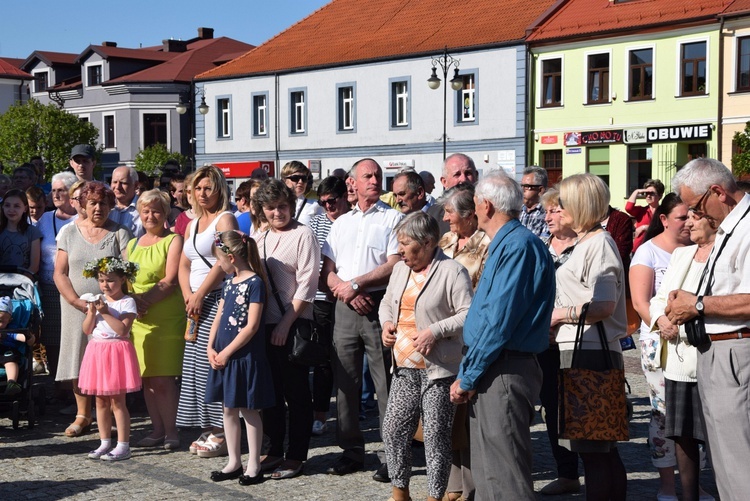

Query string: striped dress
175 213 231 429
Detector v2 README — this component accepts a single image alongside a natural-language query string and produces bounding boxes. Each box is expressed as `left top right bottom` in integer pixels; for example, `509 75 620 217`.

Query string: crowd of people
3 145 750 501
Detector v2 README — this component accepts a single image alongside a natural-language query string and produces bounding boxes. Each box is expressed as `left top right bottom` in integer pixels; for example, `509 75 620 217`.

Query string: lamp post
427 47 463 160
176 87 209 171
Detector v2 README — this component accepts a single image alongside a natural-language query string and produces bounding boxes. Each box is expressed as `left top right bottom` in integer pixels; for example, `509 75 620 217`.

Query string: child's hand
86 302 96 315
93 298 109 315
214 350 228 369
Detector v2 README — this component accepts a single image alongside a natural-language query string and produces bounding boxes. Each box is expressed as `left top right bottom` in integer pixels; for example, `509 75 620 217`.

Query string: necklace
81 223 105 242
574 224 601 246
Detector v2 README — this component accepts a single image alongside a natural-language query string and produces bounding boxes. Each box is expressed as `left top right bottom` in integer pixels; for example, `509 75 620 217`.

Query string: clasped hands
330 280 374 315
381 321 437 356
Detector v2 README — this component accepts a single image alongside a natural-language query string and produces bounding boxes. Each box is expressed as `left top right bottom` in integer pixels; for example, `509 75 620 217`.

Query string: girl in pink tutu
78 256 141 461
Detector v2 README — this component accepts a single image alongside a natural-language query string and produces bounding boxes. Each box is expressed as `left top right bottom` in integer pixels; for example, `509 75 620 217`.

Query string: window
541 58 562 107
290 90 306 134
541 150 563 186
738 37 750 92
103 115 115 149
252 93 268 137
457 73 476 122
627 145 652 193
687 143 707 162
390 79 410 128
629 48 653 100
681 41 706 96
587 147 610 186
143 113 167 148
87 65 102 86
217 97 231 138
33 72 48 93
587 53 610 104
337 84 355 132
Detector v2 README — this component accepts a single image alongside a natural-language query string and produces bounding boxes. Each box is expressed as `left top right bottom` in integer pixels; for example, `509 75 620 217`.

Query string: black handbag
263 232 329 367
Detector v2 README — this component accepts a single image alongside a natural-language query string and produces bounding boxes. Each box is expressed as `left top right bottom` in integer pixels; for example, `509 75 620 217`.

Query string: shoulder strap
262 230 288 315
571 302 612 370
294 199 305 221
192 217 213 269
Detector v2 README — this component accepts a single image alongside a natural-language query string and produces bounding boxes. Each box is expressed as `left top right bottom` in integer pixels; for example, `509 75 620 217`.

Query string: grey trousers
469 352 541 501
697 338 750 501
332 297 391 463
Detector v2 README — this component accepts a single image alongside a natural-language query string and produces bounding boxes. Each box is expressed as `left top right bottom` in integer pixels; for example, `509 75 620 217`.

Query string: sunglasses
317 196 340 208
644 191 658 197
286 175 309 183
520 184 543 191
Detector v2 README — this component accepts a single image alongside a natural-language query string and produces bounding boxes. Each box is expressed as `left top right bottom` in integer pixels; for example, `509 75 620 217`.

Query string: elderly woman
537 188 583 496
281 161 324 226
126 189 186 450
550 173 628 500
380 211 473 501
54 181 132 437
626 178 665 252
253 178 320 479
437 182 490 501
36 172 78 373
178 165 237 457
649 211 718 501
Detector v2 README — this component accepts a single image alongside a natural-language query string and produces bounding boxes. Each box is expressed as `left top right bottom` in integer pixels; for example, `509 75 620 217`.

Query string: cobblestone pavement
0 337 719 500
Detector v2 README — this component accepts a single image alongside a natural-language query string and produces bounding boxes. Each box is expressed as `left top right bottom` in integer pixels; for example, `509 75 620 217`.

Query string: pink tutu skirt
78 338 142 396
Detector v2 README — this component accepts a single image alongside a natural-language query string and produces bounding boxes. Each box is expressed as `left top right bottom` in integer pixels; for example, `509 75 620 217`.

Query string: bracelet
571 305 579 323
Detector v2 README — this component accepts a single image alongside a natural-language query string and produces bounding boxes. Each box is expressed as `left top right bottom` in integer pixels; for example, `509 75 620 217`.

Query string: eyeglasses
235 197 243 202
558 197 565 210
688 188 711 220
71 196 81 202
644 191 658 197
520 184 543 191
286 175 308 183
317 196 340 208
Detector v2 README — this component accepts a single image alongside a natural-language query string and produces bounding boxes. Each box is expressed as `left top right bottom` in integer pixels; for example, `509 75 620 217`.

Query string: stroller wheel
12 400 20 430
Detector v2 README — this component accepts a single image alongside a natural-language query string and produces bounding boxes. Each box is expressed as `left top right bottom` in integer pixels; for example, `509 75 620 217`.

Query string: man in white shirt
666 157 750 501
109 165 144 237
322 158 403 479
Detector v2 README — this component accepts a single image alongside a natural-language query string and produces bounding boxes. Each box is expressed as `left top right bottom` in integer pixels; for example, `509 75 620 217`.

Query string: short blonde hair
69 179 86 198
559 174 610 230
137 188 171 215
190 165 231 217
280 160 309 179
541 187 560 210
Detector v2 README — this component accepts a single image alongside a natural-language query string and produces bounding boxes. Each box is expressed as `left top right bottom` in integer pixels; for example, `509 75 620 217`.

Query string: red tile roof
104 37 254 85
527 0 731 42
0 58 31 79
197 0 558 80
76 45 174 64
721 0 750 15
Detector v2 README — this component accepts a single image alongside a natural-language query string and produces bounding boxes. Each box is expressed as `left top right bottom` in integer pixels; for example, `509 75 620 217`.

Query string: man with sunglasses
519 165 549 239
665 158 750 501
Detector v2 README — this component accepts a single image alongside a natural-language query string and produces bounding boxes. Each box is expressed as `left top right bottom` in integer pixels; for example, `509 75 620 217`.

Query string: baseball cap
70 144 95 159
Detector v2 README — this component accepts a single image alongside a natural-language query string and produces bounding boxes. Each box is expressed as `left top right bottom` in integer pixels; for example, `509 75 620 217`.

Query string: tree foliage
0 99 99 177
134 143 188 176
732 121 750 178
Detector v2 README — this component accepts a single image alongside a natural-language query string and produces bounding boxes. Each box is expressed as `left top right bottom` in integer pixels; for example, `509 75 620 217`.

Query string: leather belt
708 329 750 342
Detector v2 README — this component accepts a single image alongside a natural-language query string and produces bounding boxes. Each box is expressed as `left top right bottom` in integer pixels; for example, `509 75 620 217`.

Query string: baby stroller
0 266 45 429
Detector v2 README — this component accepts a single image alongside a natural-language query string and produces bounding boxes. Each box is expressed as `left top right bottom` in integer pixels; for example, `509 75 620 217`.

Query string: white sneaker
311 420 328 435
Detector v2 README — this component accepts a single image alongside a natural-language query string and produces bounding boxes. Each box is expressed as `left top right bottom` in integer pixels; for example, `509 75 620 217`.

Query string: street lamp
176 87 209 170
428 47 464 160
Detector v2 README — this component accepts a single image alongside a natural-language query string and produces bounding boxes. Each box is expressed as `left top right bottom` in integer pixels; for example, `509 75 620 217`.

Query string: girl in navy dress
205 230 274 485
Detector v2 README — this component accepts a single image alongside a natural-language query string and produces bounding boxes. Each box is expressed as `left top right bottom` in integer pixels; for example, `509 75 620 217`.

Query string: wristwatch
695 296 705 316
350 280 360 292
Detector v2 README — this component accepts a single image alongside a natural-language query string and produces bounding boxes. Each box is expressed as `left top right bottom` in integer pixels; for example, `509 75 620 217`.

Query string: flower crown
82 257 139 281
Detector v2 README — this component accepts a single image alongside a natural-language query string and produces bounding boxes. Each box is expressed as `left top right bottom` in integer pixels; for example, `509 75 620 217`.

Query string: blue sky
0 0 330 58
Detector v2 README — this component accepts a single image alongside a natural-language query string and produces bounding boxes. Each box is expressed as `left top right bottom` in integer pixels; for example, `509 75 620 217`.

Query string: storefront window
587 147 610 186
628 145 652 194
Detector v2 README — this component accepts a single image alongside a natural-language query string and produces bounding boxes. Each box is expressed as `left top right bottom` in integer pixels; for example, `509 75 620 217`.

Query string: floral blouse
438 229 491 290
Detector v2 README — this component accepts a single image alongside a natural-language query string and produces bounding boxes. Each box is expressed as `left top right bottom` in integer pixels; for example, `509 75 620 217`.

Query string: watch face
696 301 704 312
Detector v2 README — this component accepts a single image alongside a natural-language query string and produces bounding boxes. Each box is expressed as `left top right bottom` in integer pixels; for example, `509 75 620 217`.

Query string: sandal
189 432 211 454
271 460 303 480
196 433 228 458
64 414 92 437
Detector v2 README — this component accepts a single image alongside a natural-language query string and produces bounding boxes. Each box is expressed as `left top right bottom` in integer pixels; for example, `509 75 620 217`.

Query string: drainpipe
717 16 725 161
275 73 280 178
527 46 536 173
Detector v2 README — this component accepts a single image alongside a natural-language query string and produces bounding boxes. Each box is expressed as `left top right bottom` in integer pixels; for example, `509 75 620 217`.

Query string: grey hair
350 158 381 179
394 211 440 247
442 153 476 178
51 171 77 190
114 165 139 184
441 183 476 219
474 170 523 218
523 165 548 188
672 158 737 197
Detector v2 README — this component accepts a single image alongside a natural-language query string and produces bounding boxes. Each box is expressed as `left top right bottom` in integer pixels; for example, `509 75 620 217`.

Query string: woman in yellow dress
126 189 186 450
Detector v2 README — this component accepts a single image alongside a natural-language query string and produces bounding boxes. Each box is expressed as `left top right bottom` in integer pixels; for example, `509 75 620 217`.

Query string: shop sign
581 130 623 145
646 124 712 142
541 135 558 144
623 128 648 144
566 148 582 154
564 132 581 146
384 159 415 170
214 160 275 178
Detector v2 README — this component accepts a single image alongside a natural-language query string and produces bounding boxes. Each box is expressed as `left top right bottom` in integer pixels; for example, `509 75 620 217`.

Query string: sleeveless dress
176 212 233 429
128 234 186 377
78 296 142 396
55 221 132 382
204 275 274 409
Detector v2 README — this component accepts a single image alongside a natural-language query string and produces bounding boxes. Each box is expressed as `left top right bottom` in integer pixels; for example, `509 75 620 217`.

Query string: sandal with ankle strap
65 414 92 437
196 433 228 458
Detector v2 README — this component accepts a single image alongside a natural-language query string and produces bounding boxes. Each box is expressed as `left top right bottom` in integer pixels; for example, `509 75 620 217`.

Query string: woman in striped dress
177 165 238 457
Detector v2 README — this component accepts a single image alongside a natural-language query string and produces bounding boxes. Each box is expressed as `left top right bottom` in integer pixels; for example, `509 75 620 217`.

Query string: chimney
197 27 214 40
101 41 117 47
162 39 188 52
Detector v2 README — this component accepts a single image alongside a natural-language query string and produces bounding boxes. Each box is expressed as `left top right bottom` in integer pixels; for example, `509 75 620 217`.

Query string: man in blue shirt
450 171 555 500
